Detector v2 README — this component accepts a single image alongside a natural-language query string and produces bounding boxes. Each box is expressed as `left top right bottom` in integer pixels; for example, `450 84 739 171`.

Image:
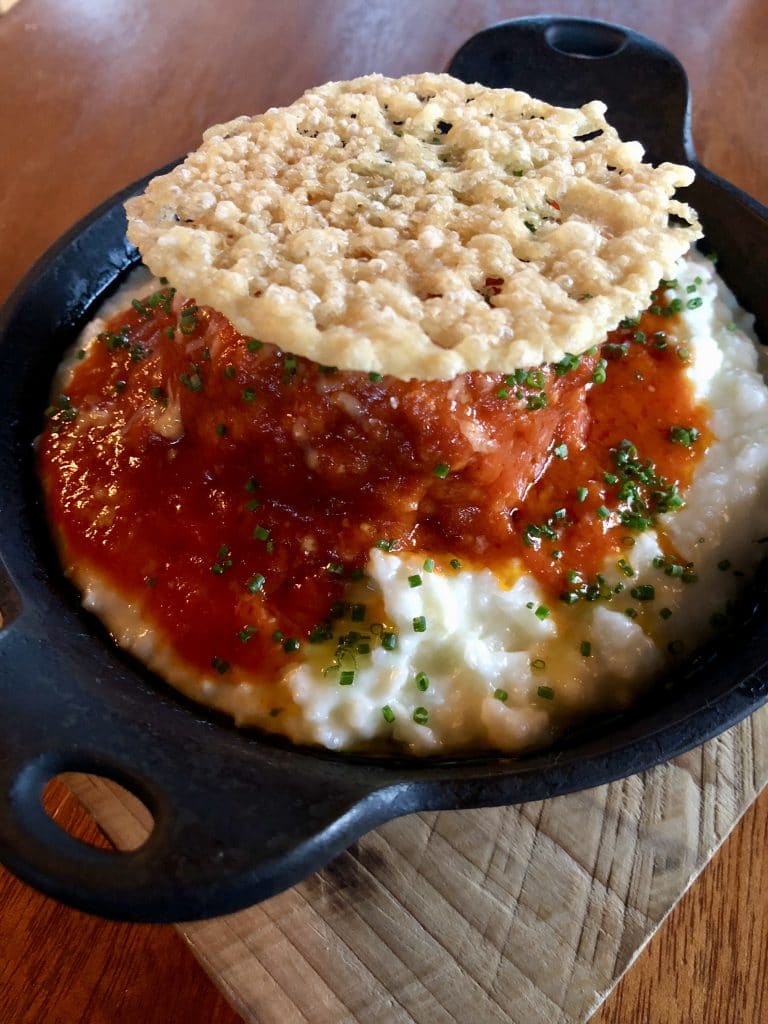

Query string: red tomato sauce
38 287 708 683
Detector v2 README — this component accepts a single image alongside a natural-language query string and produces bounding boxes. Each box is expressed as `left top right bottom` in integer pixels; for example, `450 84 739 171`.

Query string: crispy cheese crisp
126 73 701 379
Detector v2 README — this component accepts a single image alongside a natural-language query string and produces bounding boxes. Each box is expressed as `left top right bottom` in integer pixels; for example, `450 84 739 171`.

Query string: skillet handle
447 16 693 166
0 620 391 922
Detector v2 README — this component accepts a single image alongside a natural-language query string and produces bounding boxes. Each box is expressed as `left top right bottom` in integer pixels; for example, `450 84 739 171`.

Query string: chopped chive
282 637 300 653
576 486 588 503
433 462 451 479
408 574 423 588
580 640 592 657
413 707 429 725
253 525 270 542
339 669 355 685
592 359 607 385
686 297 703 310
350 603 366 622
553 443 568 459
237 625 257 643
631 584 655 601
669 426 700 447
423 558 435 573
179 371 203 392
494 688 508 702
415 671 429 692
242 388 256 402
215 422 228 436
537 685 554 699
596 505 610 521
531 658 546 671
449 558 462 570
412 615 427 633
660 607 673 620
224 364 236 378
246 574 265 593
526 392 548 411
382 705 395 723
555 353 580 375
246 499 261 512
211 656 230 674
368 371 383 383
246 338 263 352
534 605 549 621
326 562 344 576
381 631 398 651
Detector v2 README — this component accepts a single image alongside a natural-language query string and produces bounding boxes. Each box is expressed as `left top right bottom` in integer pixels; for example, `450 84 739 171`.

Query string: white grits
66 251 768 755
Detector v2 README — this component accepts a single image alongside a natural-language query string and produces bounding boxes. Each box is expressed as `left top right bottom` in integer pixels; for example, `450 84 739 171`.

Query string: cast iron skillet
1 17 767 923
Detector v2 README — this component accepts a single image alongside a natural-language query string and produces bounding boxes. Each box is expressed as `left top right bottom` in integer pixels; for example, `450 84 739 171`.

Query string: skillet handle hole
41 771 154 853
544 23 627 59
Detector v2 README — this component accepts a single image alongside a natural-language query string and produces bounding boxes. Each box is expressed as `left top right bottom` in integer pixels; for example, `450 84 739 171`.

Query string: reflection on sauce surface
39 288 708 684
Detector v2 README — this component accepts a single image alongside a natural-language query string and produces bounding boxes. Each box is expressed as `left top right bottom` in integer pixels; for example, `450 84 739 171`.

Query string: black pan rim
0 15 767 921
1 162 765 776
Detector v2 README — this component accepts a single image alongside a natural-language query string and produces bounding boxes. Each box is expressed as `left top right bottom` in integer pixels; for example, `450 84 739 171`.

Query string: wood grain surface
0 1 766 1022
56 712 768 1024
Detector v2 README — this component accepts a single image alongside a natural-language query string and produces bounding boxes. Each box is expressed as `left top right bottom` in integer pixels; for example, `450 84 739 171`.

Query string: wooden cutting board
65 704 768 1023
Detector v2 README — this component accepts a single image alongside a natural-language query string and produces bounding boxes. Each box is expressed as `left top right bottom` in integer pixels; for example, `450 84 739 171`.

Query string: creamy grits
38 253 768 755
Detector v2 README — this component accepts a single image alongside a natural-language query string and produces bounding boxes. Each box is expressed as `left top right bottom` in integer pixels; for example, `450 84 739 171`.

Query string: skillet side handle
0 737 389 923
0 627 390 923
446 16 692 166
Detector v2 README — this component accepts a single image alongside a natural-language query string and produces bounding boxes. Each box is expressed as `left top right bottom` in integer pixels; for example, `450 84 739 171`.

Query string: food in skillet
38 74 768 754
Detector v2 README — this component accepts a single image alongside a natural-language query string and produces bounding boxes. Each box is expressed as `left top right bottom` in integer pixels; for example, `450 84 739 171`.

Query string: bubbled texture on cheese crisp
125 73 701 380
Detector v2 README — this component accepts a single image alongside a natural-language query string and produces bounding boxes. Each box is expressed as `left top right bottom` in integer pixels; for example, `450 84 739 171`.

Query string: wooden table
1 1 766 1021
